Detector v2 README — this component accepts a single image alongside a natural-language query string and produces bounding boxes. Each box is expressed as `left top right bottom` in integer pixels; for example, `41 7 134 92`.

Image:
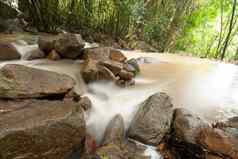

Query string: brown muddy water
1 34 238 158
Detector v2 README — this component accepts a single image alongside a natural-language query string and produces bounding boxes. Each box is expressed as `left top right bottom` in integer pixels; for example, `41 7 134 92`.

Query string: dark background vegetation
2 0 238 61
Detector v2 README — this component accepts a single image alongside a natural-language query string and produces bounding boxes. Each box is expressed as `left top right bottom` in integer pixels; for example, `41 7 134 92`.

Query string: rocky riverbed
0 33 238 159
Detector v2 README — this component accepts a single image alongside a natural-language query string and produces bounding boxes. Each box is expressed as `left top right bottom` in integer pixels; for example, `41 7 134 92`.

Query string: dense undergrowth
18 0 194 52
4 0 238 61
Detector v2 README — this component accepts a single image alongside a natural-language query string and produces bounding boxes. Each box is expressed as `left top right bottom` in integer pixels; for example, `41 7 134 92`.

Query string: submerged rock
0 99 86 159
0 64 75 99
102 114 125 146
0 43 21 60
128 92 174 146
54 33 85 59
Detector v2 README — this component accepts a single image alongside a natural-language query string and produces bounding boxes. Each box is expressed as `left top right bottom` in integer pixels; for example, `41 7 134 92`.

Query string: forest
1 0 235 61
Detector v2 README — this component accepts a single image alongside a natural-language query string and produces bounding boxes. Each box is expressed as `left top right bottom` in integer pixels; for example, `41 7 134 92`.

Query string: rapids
1 40 238 159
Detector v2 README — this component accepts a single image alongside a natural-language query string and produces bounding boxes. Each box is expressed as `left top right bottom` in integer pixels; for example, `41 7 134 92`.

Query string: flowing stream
1 39 238 158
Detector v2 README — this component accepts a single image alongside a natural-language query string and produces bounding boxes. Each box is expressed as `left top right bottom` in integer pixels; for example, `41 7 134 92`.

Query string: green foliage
19 0 195 52
176 0 238 60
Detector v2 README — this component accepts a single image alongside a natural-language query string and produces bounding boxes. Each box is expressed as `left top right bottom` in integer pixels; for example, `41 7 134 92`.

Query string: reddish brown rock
0 64 75 99
80 59 117 83
109 49 127 63
118 70 134 81
98 60 123 75
80 59 100 83
0 99 86 159
0 43 21 60
198 128 238 159
47 49 61 61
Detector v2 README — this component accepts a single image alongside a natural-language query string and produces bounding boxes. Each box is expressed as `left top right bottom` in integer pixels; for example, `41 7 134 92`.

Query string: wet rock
109 49 127 63
115 79 135 87
198 128 238 159
173 108 210 144
81 59 100 83
98 60 123 75
98 65 117 81
54 33 85 59
96 144 127 159
0 64 75 99
47 49 61 61
81 59 117 83
0 99 86 159
84 134 98 155
79 96 92 111
22 47 45 60
123 63 137 76
206 153 223 159
124 140 150 159
102 114 125 146
118 70 134 81
64 90 81 102
127 58 140 74
38 36 55 54
82 47 112 61
128 92 174 146
166 108 211 159
0 43 21 60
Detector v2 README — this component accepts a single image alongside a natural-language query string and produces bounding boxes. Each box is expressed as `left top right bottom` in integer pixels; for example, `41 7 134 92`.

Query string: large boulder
0 99 86 159
173 108 210 144
101 114 125 146
0 43 21 60
128 92 174 146
54 33 85 59
166 108 210 159
0 64 75 99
